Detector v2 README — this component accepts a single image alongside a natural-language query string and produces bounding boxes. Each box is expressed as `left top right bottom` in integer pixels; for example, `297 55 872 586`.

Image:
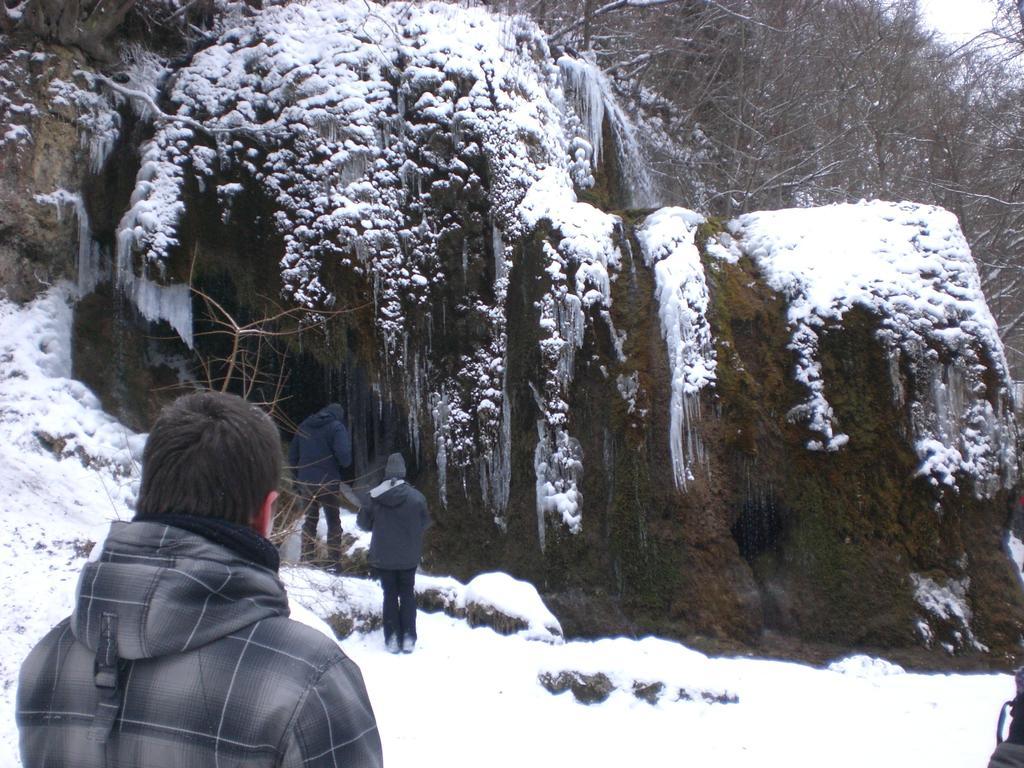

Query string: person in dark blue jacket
289 404 353 569
357 453 431 653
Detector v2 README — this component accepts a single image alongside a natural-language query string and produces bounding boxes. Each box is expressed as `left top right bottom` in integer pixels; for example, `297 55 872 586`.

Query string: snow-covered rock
115 0 652 536
829 655 906 677
727 200 1017 496
462 571 563 642
911 572 987 654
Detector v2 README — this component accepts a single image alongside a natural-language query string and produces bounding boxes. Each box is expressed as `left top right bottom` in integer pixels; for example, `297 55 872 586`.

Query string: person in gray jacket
17 391 383 768
991 669 1024 768
357 453 430 654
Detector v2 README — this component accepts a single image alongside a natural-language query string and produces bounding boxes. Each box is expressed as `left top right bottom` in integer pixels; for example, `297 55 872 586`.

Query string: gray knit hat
384 453 406 480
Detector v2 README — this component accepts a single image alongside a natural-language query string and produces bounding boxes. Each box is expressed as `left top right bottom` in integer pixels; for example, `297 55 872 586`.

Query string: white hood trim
370 478 405 498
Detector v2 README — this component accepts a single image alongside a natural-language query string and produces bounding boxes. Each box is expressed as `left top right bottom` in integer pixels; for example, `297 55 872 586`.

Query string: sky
918 0 1000 44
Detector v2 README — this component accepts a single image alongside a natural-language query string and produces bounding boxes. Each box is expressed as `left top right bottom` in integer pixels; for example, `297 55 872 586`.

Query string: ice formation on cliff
636 207 715 490
116 0 649 533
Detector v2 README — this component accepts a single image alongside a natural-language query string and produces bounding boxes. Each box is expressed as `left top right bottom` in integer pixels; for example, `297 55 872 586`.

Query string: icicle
615 220 637 277
129 279 193 349
492 222 507 283
533 420 583 545
431 391 449 509
534 424 549 552
888 349 905 409
557 54 658 207
36 190 104 297
600 310 627 363
636 208 715 489
557 56 605 165
114 211 193 349
497 377 512 511
606 100 657 208
402 336 423 457
354 235 369 263
86 115 119 176
338 151 368 187
555 293 584 391
480 373 512 527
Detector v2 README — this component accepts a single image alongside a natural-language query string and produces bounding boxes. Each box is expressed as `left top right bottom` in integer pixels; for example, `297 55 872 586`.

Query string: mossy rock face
761 309 922 645
701 250 1024 661
954 491 1024 663
0 46 94 301
632 680 664 705
66 169 1024 665
541 588 635 638
73 286 190 431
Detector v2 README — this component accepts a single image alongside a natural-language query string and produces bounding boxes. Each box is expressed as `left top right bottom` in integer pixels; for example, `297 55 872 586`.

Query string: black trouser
298 486 342 566
377 567 417 646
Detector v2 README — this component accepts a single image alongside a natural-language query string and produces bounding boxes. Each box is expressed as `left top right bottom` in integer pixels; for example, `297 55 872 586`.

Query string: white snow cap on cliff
728 200 1016 494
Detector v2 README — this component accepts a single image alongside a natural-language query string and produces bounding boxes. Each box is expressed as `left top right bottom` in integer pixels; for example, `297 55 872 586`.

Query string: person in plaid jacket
17 391 383 768
991 669 1024 768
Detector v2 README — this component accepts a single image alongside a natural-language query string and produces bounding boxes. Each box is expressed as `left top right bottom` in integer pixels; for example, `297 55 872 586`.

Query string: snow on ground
0 286 1014 767
244 575 1018 767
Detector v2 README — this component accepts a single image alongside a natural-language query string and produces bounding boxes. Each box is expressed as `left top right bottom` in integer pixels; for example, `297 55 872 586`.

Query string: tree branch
92 73 284 143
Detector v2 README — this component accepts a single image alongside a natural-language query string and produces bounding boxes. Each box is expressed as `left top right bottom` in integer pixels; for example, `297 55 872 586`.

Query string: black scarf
133 513 280 573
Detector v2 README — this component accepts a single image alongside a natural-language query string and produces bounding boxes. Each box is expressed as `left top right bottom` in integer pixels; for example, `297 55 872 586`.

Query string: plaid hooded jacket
17 521 383 768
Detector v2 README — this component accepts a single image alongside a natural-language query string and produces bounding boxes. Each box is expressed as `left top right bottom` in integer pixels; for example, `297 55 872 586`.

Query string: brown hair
136 391 281 525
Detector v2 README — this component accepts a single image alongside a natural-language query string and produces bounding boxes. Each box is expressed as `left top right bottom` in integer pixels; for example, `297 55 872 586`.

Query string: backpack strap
88 612 122 743
999 700 1014 745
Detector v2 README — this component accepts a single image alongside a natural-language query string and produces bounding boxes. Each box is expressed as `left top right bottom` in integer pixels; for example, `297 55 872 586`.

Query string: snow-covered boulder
461 572 563 642
417 571 564 642
416 574 467 618
280 567 383 639
828 655 906 677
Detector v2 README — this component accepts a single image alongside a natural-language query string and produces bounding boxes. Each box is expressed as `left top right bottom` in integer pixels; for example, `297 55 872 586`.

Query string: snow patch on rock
911 573 987 654
828 655 906 678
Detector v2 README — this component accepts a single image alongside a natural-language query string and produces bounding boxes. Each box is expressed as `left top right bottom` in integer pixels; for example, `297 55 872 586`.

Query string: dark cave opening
188 270 421 489
730 490 786 563
279 349 419 490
